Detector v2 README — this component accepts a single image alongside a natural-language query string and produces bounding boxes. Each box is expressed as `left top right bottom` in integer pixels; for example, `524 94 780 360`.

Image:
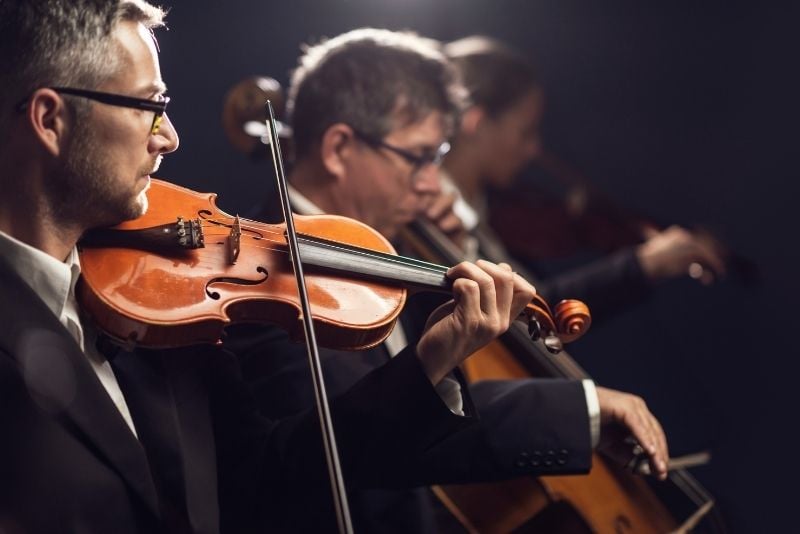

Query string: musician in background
232 27 669 533
428 36 727 321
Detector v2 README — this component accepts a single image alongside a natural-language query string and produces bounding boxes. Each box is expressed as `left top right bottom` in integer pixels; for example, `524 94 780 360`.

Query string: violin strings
187 222 451 276
133 216 450 275
165 232 451 279
197 239 450 275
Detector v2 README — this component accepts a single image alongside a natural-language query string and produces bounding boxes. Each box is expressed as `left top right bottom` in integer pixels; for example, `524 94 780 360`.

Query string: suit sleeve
537 248 653 323
361 376 593 488
208 343 475 532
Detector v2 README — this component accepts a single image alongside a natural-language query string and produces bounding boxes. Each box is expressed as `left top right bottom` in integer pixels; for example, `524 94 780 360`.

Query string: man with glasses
18 87 171 136
0 3 556 533
233 28 669 533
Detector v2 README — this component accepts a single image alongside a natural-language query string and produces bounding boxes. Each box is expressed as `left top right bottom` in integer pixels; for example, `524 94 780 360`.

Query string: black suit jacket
228 319 593 533
0 256 481 534
470 221 653 324
227 194 595 532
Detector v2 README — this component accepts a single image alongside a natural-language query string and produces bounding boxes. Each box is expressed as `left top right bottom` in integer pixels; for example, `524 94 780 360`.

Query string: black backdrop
154 1 797 531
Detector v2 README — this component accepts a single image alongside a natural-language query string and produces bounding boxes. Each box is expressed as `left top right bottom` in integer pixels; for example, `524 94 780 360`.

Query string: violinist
0 3 543 533
432 36 728 320
231 28 669 533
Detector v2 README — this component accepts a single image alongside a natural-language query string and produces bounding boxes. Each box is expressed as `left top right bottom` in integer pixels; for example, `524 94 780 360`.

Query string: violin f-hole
205 266 269 300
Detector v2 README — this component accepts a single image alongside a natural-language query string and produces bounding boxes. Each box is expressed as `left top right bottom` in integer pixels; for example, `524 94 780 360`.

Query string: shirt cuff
582 379 600 448
435 374 465 416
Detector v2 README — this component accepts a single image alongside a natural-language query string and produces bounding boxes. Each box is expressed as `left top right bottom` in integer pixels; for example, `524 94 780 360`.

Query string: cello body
435 336 677 533
401 219 725 534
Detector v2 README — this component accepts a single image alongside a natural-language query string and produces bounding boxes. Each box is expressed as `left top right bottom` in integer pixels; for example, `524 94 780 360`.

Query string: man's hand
596 386 669 480
636 225 727 284
416 260 536 385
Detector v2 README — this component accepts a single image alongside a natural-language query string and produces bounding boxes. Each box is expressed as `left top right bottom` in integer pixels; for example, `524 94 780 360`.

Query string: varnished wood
404 218 683 534
78 178 405 350
433 340 677 534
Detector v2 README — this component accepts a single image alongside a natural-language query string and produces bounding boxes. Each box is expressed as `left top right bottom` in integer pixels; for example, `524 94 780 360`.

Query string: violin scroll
521 295 591 352
553 299 591 343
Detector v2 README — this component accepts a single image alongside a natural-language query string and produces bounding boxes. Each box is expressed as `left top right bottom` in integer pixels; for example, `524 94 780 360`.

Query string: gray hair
0 0 166 136
288 28 467 159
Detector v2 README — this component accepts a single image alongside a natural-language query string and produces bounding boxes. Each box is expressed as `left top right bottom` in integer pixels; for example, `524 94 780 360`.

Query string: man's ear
460 106 486 136
26 89 70 157
319 123 356 181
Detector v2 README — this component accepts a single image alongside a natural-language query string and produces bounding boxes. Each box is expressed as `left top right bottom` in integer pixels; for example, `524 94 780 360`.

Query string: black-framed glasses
17 87 170 135
352 128 450 174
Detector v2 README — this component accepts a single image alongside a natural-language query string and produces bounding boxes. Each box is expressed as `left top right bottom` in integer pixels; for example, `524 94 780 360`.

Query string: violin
487 150 758 286
77 179 590 352
400 217 727 534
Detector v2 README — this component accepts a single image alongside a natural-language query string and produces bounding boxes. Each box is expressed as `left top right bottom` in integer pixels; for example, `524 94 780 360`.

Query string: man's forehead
387 109 446 144
108 20 165 94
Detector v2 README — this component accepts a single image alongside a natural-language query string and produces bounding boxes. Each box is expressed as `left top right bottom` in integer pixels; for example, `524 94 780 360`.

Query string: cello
401 217 727 533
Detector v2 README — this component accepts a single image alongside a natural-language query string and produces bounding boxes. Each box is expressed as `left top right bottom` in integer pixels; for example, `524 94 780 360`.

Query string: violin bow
264 101 354 534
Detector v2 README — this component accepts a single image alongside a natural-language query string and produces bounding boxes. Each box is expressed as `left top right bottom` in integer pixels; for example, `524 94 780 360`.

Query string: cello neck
403 218 467 267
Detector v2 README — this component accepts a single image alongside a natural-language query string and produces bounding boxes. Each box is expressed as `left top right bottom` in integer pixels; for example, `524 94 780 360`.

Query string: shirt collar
438 169 481 231
287 184 324 215
0 230 81 321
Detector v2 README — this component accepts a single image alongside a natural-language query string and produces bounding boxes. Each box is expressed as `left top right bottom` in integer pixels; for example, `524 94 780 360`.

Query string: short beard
50 124 149 229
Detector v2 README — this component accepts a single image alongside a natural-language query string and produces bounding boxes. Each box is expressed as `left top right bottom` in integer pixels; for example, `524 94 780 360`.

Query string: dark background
154 1 797 531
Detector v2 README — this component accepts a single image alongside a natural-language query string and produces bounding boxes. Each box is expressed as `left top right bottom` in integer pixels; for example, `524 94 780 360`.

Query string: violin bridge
226 215 242 264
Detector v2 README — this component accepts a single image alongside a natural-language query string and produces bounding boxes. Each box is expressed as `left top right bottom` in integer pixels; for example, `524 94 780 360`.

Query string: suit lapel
0 258 161 518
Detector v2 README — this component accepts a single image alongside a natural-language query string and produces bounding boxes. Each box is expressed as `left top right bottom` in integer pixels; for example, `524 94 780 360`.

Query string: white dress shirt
0 230 139 437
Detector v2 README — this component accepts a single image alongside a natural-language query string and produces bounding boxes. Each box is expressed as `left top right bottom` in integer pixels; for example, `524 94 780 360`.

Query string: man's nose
151 113 179 154
413 163 442 194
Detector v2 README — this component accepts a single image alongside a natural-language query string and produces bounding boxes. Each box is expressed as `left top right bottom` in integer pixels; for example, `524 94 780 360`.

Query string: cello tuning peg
544 335 563 354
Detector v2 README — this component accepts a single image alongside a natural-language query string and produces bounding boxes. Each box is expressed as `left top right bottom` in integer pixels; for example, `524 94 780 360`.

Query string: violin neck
297 233 452 293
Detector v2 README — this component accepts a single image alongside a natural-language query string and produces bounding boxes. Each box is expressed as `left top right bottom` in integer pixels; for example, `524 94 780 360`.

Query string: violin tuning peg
544 335 563 354
528 317 542 341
